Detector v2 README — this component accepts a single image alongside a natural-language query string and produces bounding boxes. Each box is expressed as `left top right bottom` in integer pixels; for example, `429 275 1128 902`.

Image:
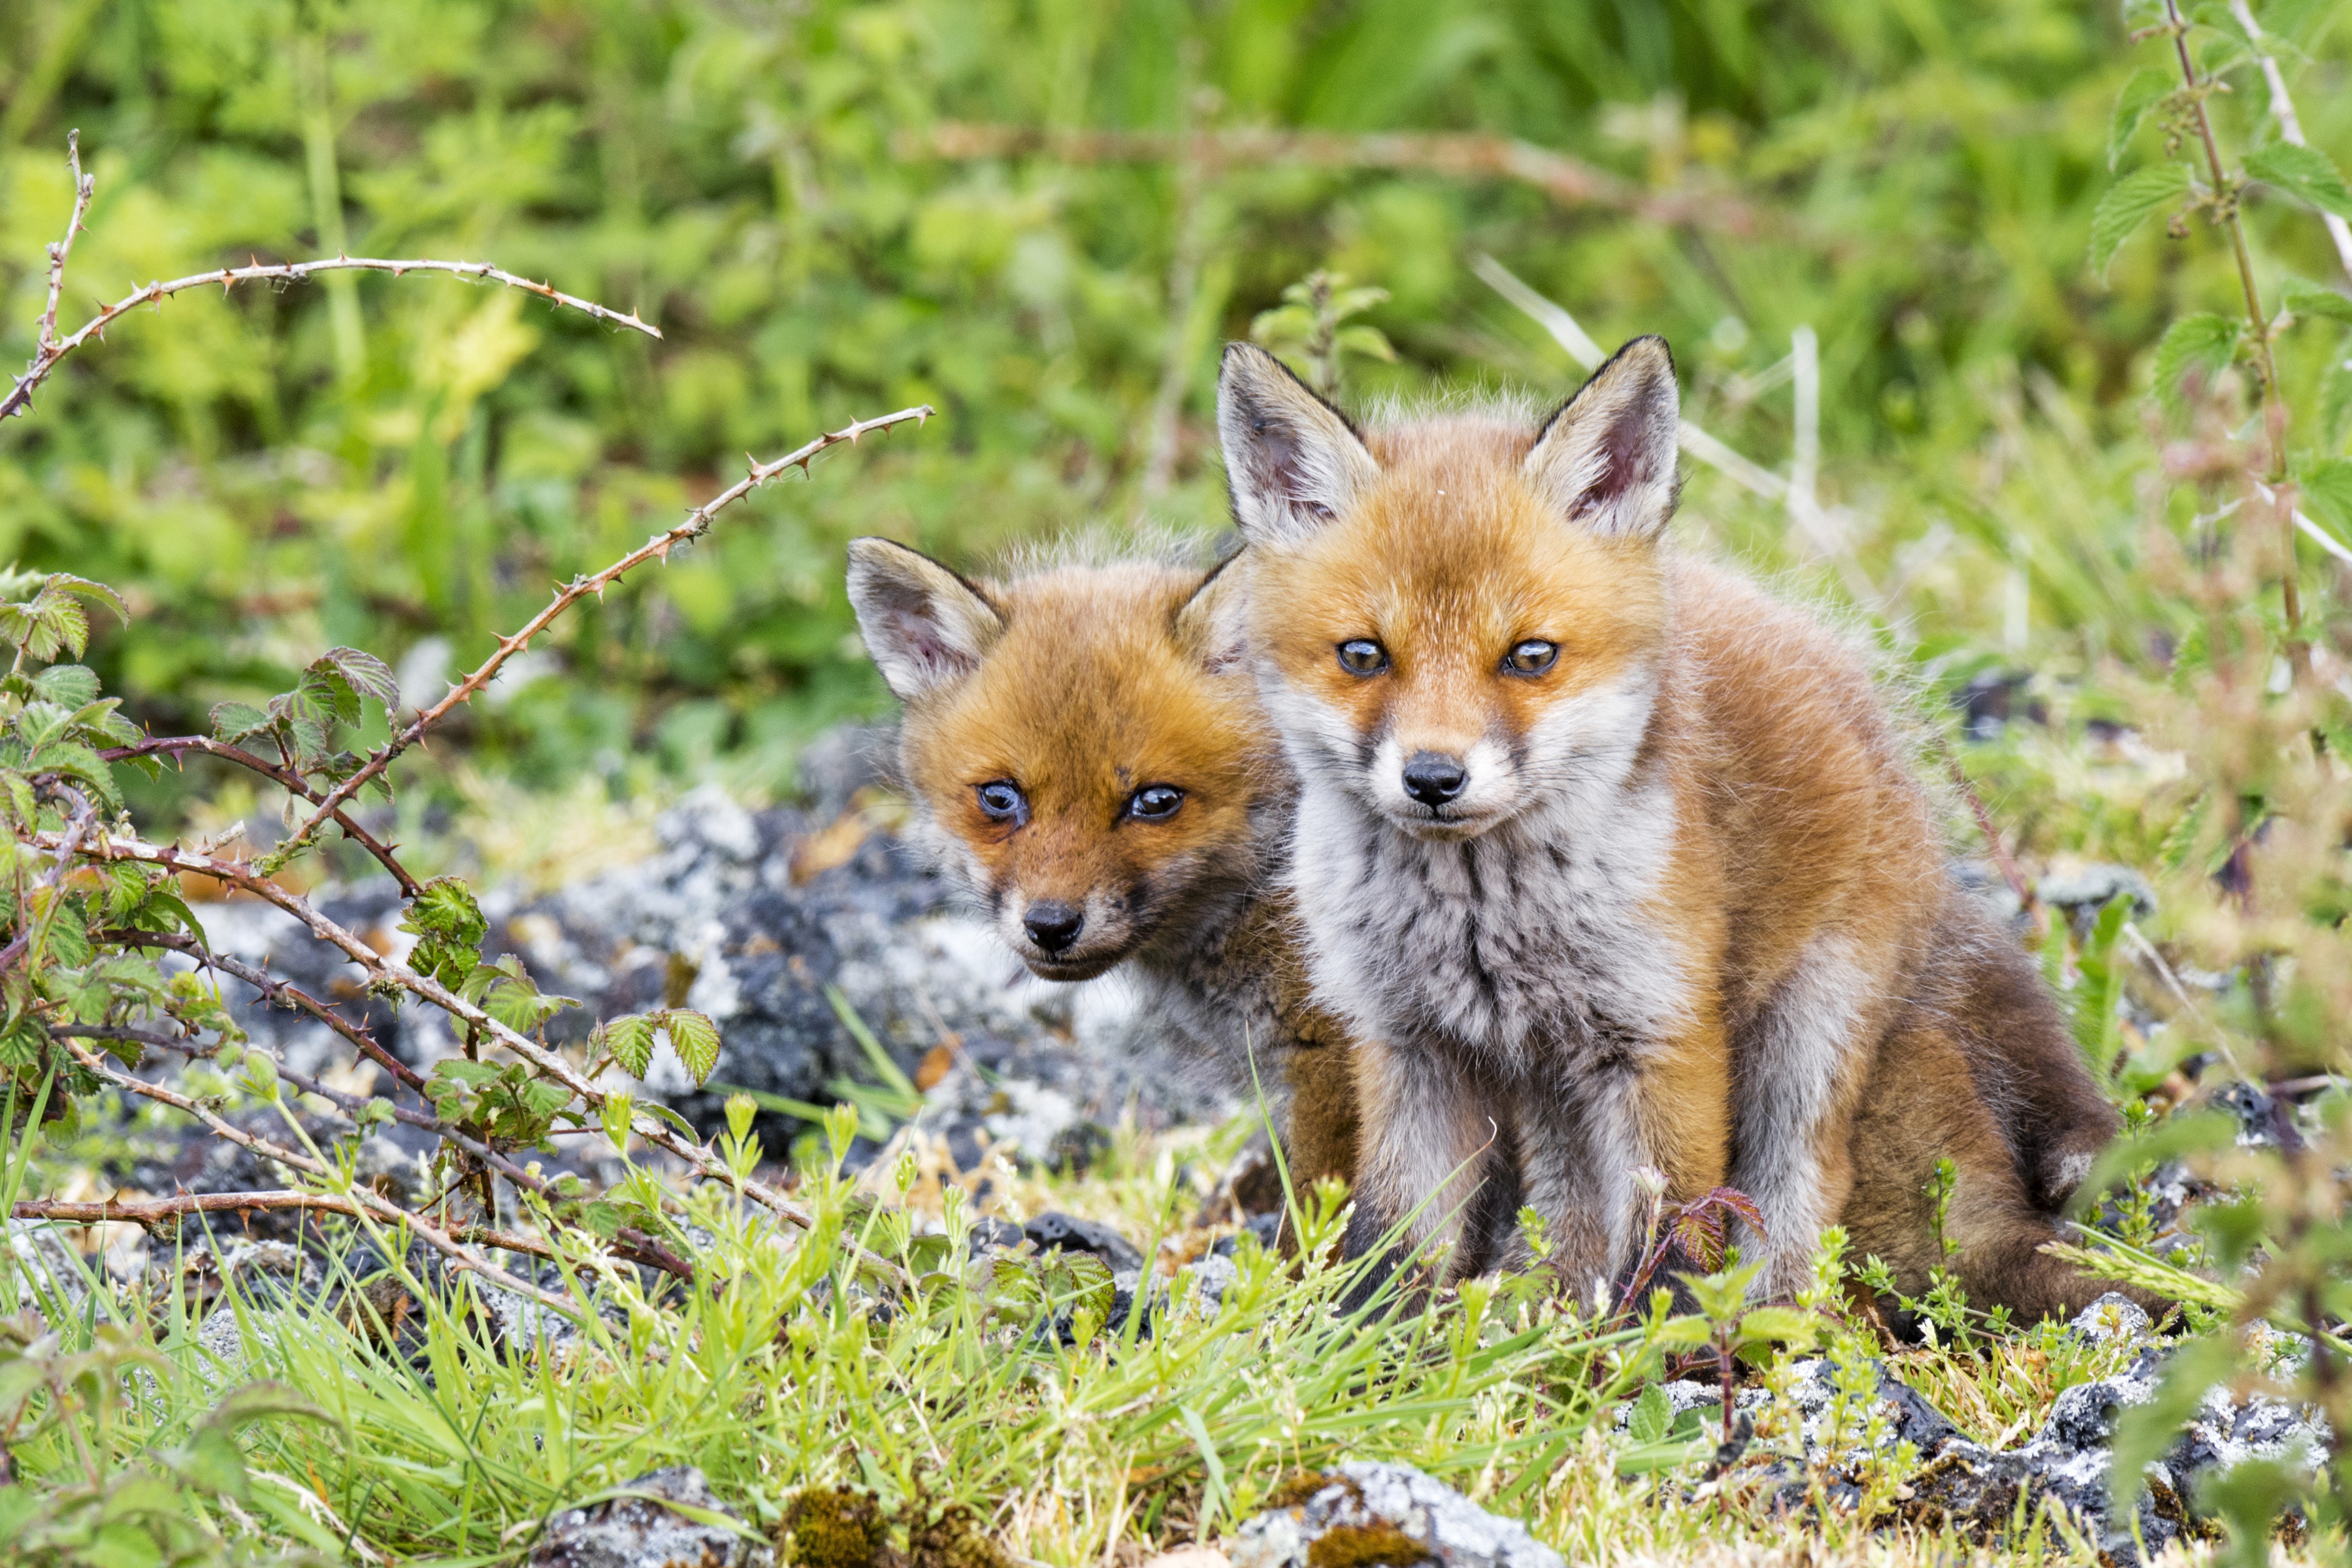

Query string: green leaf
2244 140 2352 219
1628 1381 1673 1444
596 1013 659 1079
1734 1305 1818 1345
2281 276 2352 327
1335 324 1397 363
2302 457 2352 540
30 664 100 709
2150 312 2244 402
664 1009 723 1086
2108 68 2177 169
2090 161 2191 278
314 647 399 713
209 701 272 743
399 875 487 988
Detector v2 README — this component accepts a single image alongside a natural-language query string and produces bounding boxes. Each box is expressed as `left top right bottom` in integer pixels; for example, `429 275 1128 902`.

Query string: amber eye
1126 785 1184 821
1337 639 1390 676
1504 640 1560 676
975 781 1028 825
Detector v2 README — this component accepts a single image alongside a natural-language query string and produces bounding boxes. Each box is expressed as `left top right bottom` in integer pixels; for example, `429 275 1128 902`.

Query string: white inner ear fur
845 540 1003 703
1215 344 1381 547
1173 561 1250 674
1521 338 1681 540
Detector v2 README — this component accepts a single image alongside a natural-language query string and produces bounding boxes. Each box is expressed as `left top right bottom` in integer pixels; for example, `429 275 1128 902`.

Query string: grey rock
1731 1359 1961 1460
1023 1211 1143 1273
530 1467 773 1568
1230 1461 1561 1568
1181 1253 1239 1310
1909 1344 2329 1562
2068 1292 2153 1347
2036 863 2155 917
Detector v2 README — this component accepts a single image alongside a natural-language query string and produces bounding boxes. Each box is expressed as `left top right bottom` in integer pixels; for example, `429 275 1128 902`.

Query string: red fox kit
1216 337 2132 1316
844 539 1359 1190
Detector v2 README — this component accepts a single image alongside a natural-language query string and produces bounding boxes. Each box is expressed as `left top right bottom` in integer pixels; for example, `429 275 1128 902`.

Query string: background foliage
4 0 2345 833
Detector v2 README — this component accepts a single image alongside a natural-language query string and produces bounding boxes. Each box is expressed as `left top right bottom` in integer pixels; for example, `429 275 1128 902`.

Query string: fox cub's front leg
1339 1039 1511 1293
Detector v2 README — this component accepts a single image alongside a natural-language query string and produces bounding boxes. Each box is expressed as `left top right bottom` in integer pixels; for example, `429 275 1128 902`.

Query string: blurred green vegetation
1 0 2347 824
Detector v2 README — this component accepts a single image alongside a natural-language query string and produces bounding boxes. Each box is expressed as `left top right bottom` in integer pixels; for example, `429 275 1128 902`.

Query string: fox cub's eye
975 781 1028 824
1504 640 1560 676
1126 785 1184 821
1336 639 1390 676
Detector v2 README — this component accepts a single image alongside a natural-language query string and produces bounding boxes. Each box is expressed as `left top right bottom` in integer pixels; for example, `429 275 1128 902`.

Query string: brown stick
904 123 1763 237
100 736 417 896
53 1037 582 1319
267 404 934 872
57 830 909 1288
37 131 95 362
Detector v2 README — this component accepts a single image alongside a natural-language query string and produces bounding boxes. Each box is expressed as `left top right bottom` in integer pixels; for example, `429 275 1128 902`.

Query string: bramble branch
99 926 428 1092
2159 0 2300 649
54 1037 581 1319
52 827 912 1289
101 734 418 896
904 122 1763 237
3 133 660 427
269 402 935 869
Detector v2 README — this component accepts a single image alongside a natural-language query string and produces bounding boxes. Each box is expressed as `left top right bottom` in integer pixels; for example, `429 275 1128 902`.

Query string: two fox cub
849 336 2140 1321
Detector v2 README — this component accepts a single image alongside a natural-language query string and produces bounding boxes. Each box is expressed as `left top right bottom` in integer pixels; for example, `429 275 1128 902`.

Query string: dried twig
4 134 660 426
269 404 935 870
906 122 1762 237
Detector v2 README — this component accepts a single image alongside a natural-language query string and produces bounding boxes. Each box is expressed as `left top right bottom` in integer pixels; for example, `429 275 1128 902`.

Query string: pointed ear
1172 552 1249 674
1215 342 1380 547
845 537 1005 703
1522 335 1682 539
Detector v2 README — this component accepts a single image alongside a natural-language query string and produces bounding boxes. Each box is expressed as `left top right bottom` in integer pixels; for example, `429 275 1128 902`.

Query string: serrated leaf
30 664 99 709
2244 140 2352 219
27 587 91 661
2151 312 2244 402
1735 1305 1817 1343
2108 67 2177 169
664 1009 723 1086
317 647 399 711
2302 457 2352 540
43 573 129 625
209 701 272 743
29 739 123 809
1335 324 1397 362
2281 276 2352 327
2090 161 2192 278
596 1013 659 1079
1629 1381 1673 1445
399 875 487 988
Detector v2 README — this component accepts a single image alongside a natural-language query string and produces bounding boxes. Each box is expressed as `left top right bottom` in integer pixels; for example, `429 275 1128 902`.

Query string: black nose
1023 902 1085 954
1401 751 1469 807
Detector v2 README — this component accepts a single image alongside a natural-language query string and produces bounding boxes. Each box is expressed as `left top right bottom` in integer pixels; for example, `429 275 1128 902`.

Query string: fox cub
1216 336 2132 1316
845 539 1358 1190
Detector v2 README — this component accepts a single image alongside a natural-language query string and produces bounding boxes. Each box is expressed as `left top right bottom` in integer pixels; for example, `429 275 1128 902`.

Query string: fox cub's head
847 542 1264 981
1217 336 1680 841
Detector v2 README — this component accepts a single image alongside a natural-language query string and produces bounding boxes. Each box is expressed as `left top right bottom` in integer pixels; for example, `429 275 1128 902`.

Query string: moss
1305 1523 1433 1568
1263 1471 1345 1512
906 1502 1012 1568
783 1488 886 1568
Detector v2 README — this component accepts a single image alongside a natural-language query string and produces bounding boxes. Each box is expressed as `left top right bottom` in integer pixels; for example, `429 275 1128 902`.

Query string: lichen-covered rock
2068 1292 2153 1347
174 761 1224 1159
1230 1462 1562 1568
530 1467 773 1568
1906 1344 2330 1562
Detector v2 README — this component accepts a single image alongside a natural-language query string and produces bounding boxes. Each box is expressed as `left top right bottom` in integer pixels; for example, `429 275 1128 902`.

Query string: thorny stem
54 1037 581 1318
267 404 934 872
100 735 417 896
2161 0 2301 654
3 135 660 427
46 828 913 1290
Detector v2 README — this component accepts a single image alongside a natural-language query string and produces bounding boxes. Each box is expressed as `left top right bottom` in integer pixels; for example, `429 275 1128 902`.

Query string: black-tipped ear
1522 336 1680 540
1172 551 1249 674
1215 342 1380 547
845 538 1004 703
